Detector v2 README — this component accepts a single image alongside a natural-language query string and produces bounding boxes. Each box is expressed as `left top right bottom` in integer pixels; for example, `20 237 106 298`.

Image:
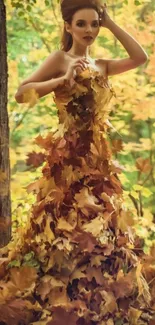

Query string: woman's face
66 8 100 46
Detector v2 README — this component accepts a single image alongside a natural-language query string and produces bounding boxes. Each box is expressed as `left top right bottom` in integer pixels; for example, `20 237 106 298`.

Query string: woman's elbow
15 91 24 103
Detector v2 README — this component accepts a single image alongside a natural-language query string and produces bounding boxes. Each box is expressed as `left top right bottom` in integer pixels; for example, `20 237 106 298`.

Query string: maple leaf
45 186 65 206
85 266 105 285
57 217 75 233
9 266 38 291
117 209 135 233
74 187 103 214
110 159 126 174
110 270 135 299
47 138 68 165
42 162 51 179
128 307 142 325
136 157 152 174
26 177 45 194
81 216 105 237
0 298 33 325
71 230 97 253
61 165 79 187
111 139 124 154
48 286 70 306
99 290 118 316
43 217 55 243
23 88 39 107
35 133 53 150
109 174 123 194
0 281 18 304
47 306 79 325
36 275 65 301
90 254 106 267
91 138 112 161
26 151 46 168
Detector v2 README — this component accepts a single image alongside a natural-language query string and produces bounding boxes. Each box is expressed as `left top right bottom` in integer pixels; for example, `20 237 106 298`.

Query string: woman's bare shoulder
48 49 65 64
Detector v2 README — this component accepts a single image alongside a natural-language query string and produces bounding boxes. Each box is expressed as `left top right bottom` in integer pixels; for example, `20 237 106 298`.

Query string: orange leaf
136 157 152 173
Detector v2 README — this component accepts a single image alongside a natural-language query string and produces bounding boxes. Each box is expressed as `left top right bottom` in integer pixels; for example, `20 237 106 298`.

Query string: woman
0 1 154 325
15 1 148 103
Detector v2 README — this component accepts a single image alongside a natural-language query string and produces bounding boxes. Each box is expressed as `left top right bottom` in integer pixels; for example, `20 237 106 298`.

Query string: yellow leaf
130 190 139 199
128 307 142 325
44 218 55 243
142 187 153 198
23 88 39 108
133 184 143 191
136 261 151 303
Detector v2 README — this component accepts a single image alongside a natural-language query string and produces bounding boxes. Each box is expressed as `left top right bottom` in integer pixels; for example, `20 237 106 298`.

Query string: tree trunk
0 0 11 247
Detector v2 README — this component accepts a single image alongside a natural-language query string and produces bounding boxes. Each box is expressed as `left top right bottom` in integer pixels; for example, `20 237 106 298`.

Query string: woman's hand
64 57 89 88
99 3 112 29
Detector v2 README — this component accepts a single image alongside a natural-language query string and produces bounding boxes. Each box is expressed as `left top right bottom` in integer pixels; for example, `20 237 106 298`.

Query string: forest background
7 0 155 252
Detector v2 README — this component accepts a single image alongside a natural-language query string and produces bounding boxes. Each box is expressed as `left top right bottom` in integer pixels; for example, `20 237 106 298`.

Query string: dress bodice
53 65 116 138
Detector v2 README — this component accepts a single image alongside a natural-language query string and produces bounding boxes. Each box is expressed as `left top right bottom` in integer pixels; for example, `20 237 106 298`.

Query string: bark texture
0 0 11 247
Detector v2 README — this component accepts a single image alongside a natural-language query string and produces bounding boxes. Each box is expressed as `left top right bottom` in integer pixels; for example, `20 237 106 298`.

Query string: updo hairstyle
60 0 103 52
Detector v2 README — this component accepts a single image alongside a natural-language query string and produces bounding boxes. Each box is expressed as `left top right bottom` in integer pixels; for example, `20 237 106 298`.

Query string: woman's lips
83 36 93 41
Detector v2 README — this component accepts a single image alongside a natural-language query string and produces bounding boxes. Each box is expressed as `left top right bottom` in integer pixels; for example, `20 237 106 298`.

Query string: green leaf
134 0 141 5
18 11 24 17
7 260 21 269
23 251 35 261
22 260 40 269
27 5 32 12
45 0 50 5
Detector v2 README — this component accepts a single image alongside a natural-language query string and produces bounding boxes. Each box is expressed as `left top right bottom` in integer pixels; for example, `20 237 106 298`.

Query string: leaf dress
0 64 154 325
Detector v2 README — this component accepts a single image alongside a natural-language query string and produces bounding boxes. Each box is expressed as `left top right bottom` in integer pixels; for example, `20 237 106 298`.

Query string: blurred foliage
7 0 155 252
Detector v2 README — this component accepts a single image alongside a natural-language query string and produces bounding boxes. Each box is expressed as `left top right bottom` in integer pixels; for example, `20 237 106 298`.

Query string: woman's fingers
74 63 86 71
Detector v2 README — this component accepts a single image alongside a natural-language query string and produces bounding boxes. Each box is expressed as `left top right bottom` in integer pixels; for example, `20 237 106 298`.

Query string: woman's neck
67 45 89 58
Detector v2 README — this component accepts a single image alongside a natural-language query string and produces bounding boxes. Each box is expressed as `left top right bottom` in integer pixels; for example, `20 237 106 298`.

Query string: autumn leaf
23 88 39 108
117 209 135 233
74 187 103 215
26 151 46 167
128 306 142 324
9 266 38 291
81 215 105 237
47 306 79 325
35 133 53 150
136 261 151 303
99 290 118 316
136 157 152 174
110 270 135 299
43 217 55 243
71 230 97 253
57 217 75 233
85 266 105 285
0 299 33 325
111 139 124 154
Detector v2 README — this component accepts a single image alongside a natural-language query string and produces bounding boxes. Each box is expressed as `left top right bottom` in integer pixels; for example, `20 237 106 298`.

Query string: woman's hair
60 0 102 52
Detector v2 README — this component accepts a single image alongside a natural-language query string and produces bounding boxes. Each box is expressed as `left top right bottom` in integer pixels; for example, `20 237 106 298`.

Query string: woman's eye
76 22 99 27
92 22 99 27
77 22 85 27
